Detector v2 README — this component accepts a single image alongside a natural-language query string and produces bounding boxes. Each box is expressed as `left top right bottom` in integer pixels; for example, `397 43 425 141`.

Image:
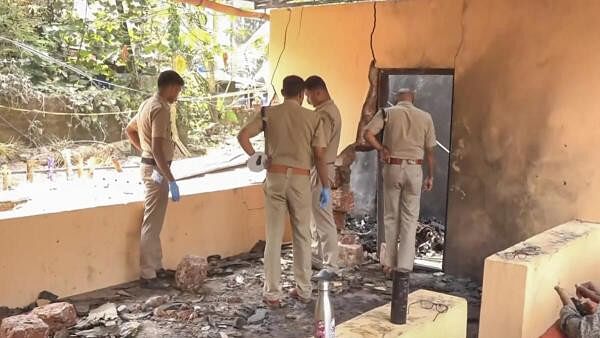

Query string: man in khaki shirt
125 70 183 289
305 76 341 273
364 89 436 275
237 75 332 306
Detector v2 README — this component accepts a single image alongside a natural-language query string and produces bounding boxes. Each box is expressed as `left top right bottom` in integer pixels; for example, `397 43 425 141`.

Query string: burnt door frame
375 68 455 271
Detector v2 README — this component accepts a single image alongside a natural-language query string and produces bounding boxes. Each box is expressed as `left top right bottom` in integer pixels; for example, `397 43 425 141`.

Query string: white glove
151 170 163 184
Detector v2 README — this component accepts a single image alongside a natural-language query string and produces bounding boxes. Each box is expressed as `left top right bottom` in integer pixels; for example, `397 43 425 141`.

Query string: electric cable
269 8 292 96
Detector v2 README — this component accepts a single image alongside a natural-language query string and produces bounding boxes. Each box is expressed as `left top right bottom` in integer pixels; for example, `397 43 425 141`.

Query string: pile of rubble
0 235 479 338
345 214 445 260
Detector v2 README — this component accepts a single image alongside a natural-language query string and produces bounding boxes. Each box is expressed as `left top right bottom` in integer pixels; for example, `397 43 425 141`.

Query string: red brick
31 303 76 334
339 233 359 245
338 242 363 268
333 166 351 189
332 189 354 213
333 211 346 230
175 255 208 292
0 314 49 338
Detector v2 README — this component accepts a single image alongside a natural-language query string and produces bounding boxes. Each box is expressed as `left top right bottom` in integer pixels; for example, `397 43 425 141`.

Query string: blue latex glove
319 187 331 209
169 181 180 202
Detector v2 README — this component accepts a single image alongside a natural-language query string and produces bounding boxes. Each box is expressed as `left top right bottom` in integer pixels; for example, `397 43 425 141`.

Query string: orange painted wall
269 0 600 280
0 185 275 308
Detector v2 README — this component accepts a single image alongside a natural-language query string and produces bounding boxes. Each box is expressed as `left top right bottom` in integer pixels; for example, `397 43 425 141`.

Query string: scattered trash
247 308 267 324
143 295 169 311
74 303 118 330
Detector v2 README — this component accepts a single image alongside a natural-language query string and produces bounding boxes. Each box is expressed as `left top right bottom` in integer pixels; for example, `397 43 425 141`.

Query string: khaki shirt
315 100 342 164
366 101 436 159
131 94 175 161
243 100 327 170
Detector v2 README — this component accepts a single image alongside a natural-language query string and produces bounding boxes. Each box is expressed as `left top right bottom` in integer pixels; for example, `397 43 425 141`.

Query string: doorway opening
376 69 454 271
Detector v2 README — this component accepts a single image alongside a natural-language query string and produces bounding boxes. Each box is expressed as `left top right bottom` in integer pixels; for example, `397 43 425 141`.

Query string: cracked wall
269 0 600 280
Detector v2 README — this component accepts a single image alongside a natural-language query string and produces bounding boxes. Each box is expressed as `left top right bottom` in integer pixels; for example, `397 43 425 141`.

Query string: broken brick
31 302 77 334
333 165 351 189
338 242 363 268
332 189 354 213
339 234 360 245
0 314 49 338
334 211 346 230
175 255 208 292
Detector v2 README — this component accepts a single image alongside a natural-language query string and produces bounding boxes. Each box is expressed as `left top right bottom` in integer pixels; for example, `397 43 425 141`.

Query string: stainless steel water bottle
314 269 335 338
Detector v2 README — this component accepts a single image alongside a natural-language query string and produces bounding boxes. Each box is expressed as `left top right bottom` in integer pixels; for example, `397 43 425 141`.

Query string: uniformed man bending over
237 75 332 306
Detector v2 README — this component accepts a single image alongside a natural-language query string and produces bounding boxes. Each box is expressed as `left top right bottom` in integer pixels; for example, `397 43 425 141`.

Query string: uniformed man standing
237 75 331 306
125 70 183 289
304 76 341 273
364 89 436 275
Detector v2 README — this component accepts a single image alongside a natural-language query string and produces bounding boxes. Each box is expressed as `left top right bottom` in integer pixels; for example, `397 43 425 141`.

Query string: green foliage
0 0 266 149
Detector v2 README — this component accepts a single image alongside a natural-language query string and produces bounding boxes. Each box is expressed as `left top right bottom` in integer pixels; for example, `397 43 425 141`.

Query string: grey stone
247 309 267 324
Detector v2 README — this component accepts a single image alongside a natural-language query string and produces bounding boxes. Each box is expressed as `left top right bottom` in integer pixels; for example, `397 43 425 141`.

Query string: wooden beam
177 0 270 20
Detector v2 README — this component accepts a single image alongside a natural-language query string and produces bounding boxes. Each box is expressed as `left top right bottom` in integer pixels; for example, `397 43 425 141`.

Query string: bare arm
152 137 175 182
237 128 256 156
423 146 436 192
313 146 330 189
125 118 141 152
426 146 435 179
364 129 390 162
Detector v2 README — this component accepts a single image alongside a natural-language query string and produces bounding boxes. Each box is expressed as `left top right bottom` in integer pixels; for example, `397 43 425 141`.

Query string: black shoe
140 278 170 289
156 269 173 279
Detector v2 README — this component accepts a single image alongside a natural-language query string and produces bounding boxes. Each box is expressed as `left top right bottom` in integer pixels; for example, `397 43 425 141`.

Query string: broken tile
0 314 49 338
31 302 77 334
175 255 208 292
119 321 141 337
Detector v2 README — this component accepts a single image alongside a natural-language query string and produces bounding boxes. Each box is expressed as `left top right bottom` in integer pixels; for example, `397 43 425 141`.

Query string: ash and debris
0 236 481 338
345 214 445 260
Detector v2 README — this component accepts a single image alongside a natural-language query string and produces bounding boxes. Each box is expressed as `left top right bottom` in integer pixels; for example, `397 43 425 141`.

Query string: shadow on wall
446 32 575 280
350 150 378 216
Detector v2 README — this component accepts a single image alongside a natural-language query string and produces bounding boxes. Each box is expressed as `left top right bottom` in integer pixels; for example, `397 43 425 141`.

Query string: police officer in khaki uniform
304 76 341 273
237 75 332 306
364 88 436 275
126 70 183 289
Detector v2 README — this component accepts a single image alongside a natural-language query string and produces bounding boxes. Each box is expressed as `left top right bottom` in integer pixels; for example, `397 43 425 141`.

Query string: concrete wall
0 185 270 308
269 0 600 280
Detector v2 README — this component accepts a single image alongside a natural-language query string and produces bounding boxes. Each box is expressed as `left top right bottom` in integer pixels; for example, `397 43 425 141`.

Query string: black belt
141 158 172 166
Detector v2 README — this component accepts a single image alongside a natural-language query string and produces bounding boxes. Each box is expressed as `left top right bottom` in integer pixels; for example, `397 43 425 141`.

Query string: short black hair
281 75 305 97
305 75 327 91
157 70 184 89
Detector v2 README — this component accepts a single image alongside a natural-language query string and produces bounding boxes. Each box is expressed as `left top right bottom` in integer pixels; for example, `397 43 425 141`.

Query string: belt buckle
406 159 416 165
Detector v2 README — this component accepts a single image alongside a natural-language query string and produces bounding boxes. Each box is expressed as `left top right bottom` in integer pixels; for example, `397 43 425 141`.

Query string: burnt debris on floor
345 215 445 262
0 238 480 338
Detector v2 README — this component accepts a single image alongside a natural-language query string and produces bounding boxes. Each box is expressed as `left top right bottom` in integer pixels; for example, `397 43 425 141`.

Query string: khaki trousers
382 163 422 272
263 170 313 301
140 164 169 279
310 165 339 270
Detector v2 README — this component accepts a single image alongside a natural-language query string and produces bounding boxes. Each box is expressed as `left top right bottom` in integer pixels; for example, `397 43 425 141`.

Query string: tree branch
176 0 270 21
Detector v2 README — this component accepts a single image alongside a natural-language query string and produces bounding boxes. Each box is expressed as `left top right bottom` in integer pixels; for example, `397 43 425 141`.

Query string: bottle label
314 319 335 338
